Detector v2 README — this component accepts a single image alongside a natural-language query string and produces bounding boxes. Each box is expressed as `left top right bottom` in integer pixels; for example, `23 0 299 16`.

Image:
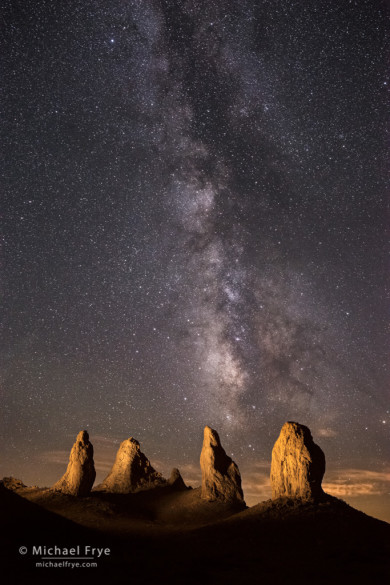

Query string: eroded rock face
200 426 244 504
52 430 96 496
270 421 325 500
98 437 164 493
2 477 26 490
168 468 187 491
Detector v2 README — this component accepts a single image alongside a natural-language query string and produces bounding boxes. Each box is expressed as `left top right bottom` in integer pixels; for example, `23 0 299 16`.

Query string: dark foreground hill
1 481 389 585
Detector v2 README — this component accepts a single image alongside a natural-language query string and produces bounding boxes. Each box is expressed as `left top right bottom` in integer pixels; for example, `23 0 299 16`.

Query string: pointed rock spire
98 437 164 493
168 468 187 491
200 426 244 504
270 421 326 500
52 430 96 496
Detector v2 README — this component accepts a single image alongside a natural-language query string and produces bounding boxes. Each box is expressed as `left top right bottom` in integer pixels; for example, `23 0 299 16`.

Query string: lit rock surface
52 430 96 496
2 477 26 490
200 426 244 504
98 437 164 493
270 421 325 500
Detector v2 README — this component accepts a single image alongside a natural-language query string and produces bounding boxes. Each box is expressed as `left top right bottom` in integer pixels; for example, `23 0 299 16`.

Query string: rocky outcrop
52 430 96 496
270 421 325 500
168 468 187 491
98 437 164 493
2 477 26 490
200 426 244 504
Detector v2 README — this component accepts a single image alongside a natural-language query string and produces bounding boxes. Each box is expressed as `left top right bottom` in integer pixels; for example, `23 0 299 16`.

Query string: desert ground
1 479 389 585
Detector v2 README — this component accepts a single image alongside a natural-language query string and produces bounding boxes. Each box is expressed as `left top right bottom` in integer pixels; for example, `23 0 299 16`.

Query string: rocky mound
1 477 26 490
270 421 325 500
168 468 187 490
200 426 244 505
97 437 165 493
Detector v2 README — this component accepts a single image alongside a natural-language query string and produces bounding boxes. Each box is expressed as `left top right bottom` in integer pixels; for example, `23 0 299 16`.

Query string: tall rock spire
200 426 244 505
270 421 325 500
52 430 96 496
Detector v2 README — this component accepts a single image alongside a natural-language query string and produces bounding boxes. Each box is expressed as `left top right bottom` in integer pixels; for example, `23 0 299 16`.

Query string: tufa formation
2 477 26 490
168 468 187 491
270 421 325 500
98 437 164 493
200 426 244 505
52 430 96 496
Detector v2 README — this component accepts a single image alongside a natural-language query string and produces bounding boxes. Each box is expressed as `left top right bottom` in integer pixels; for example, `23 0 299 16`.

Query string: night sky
2 1 389 519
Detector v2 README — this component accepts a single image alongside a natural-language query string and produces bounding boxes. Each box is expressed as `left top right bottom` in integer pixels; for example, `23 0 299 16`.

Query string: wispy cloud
236 464 390 504
39 449 115 474
324 469 390 497
90 435 123 445
239 461 272 505
176 463 202 487
317 428 338 438
40 450 69 466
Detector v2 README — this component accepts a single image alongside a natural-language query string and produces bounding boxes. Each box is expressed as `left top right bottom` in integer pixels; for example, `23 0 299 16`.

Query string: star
1 0 388 520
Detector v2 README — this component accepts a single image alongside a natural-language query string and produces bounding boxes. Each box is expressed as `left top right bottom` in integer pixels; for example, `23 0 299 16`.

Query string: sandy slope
1 482 389 585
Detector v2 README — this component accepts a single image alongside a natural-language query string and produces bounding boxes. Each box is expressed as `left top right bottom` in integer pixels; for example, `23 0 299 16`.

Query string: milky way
1 1 389 516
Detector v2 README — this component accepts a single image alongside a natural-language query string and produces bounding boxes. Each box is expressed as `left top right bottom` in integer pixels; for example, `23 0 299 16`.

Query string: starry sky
1 1 389 519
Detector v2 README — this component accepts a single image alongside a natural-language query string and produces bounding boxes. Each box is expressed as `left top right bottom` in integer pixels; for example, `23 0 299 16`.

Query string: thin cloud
177 463 202 487
39 450 114 474
324 469 390 497
317 428 338 437
90 435 123 445
240 461 272 504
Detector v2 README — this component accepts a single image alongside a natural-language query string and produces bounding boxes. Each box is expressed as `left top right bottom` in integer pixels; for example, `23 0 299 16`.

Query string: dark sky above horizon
1 1 389 515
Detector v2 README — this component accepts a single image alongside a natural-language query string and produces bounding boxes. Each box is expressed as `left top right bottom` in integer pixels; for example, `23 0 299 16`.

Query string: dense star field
1 1 389 518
